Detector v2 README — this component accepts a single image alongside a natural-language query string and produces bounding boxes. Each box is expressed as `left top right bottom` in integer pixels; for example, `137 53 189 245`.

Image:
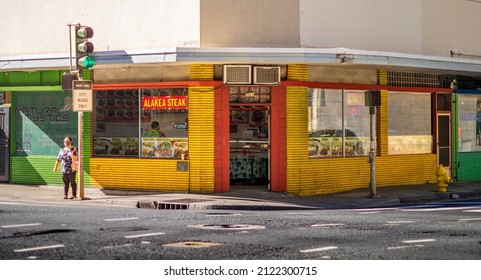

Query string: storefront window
458 93 481 152
93 88 188 159
308 89 369 157
388 91 432 154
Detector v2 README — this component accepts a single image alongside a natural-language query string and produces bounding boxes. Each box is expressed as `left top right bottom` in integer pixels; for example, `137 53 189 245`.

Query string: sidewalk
1 181 481 210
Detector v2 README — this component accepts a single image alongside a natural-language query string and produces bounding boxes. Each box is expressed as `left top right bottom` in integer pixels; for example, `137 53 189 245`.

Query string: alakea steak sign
142 96 188 110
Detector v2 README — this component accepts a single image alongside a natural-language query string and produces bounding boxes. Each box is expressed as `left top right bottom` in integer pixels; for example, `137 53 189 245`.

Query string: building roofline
1 47 481 76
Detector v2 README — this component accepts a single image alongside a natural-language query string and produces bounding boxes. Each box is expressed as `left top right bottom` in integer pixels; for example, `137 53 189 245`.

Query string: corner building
2 0 481 196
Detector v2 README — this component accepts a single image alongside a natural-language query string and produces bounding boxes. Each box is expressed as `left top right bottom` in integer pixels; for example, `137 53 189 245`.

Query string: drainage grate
156 202 189 210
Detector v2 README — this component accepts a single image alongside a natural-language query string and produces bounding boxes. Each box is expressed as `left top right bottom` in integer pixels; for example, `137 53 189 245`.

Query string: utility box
365 90 381 107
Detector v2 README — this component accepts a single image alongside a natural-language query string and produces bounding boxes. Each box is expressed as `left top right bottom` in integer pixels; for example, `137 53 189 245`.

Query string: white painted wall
0 0 200 56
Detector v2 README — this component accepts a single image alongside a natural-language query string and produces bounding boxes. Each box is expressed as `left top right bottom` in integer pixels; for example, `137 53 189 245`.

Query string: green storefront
0 70 91 185
453 88 481 182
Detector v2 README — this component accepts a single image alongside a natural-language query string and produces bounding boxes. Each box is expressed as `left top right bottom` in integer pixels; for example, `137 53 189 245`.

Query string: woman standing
53 136 78 199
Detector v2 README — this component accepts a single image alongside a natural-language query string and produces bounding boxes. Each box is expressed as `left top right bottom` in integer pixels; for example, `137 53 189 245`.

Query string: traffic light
365 90 381 107
75 26 94 69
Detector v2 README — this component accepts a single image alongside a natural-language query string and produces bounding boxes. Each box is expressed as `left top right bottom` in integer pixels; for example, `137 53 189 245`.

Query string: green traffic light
78 56 95 68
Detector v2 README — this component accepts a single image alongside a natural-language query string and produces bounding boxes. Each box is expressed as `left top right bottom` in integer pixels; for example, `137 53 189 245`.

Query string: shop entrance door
229 106 270 190
0 107 9 182
437 113 451 174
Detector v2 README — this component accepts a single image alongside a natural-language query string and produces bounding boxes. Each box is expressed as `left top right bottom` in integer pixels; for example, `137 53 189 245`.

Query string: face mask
64 141 71 146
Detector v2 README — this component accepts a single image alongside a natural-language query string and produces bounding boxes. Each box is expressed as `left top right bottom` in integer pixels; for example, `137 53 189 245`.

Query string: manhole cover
163 241 223 248
188 224 265 230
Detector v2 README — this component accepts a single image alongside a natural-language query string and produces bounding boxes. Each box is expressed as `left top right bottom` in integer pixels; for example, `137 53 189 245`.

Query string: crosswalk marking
104 217 139 222
2 223 41 228
300 246 338 253
124 232 165 239
14 244 64 253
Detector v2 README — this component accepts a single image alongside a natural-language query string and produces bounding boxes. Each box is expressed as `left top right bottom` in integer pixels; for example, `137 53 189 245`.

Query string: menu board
142 137 188 159
93 137 139 157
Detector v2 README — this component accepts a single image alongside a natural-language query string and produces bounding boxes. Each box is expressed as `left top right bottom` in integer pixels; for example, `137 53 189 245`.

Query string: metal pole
78 111 84 200
368 106 380 198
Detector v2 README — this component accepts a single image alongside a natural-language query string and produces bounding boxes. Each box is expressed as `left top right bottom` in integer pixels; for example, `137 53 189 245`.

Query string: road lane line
102 244 133 249
104 217 139 222
14 244 64 253
358 211 381 215
300 246 338 253
388 245 424 250
124 232 165 239
386 220 415 224
458 217 481 222
311 223 344 227
402 239 436 244
463 209 481 213
0 201 27 205
2 223 42 228
402 206 479 212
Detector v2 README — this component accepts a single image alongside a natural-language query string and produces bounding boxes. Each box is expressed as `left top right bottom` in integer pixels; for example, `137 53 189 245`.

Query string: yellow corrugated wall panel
89 158 189 191
188 86 215 193
287 65 308 81
190 64 214 81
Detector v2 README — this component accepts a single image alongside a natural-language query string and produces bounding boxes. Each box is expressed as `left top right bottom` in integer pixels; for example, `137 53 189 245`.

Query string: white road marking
388 245 424 250
124 232 165 239
104 217 139 222
311 223 344 227
458 217 481 222
0 201 26 205
300 246 338 253
402 239 436 244
386 220 415 224
102 244 133 249
286 212 314 215
2 223 42 228
14 244 64 253
463 209 481 213
402 206 479 212
359 211 381 215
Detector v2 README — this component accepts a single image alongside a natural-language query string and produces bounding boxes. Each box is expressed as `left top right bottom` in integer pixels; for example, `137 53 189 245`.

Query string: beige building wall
200 0 300 47
301 0 481 57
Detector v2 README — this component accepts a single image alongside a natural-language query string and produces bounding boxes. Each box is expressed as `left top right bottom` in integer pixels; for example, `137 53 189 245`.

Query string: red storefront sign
142 96 188 110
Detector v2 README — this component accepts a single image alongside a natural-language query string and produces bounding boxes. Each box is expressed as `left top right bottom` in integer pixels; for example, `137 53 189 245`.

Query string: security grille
253 66 280 85
223 65 252 85
387 71 441 88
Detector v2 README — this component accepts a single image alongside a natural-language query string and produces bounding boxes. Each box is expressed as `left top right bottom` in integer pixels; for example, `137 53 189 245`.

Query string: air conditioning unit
253 66 280 85
223 65 252 85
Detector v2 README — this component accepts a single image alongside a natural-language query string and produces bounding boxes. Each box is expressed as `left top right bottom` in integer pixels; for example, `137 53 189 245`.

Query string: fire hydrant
435 164 451 193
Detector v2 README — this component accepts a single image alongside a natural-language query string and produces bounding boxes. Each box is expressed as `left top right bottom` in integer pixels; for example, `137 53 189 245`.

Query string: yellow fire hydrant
435 164 451 193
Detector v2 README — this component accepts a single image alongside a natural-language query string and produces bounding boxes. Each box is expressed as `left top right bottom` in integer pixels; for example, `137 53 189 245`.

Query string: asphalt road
1 199 481 260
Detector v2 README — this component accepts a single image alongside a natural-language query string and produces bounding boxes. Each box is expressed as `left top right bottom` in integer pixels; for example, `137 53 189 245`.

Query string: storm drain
156 202 189 210
188 224 265 230
163 241 223 248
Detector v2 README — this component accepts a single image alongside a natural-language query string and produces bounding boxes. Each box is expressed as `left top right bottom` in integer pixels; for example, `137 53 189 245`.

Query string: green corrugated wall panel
11 156 63 185
456 153 481 181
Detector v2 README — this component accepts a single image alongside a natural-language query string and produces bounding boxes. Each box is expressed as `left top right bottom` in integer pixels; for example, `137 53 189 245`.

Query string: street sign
72 80 93 112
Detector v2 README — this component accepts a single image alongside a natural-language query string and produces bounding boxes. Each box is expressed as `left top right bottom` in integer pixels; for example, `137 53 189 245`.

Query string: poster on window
141 138 188 159
13 92 78 156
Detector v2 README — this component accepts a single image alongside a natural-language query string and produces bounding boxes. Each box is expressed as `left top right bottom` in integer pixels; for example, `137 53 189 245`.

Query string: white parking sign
72 80 93 112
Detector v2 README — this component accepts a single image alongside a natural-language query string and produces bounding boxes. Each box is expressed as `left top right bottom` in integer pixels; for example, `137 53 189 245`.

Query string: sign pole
72 79 92 200
78 111 84 200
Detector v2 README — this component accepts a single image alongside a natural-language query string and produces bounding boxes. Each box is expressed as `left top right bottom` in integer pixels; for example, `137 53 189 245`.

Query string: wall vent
223 65 252 85
253 66 281 85
387 71 441 88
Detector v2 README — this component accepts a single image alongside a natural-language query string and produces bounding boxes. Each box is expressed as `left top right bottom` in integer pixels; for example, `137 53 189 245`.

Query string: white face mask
64 141 71 146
